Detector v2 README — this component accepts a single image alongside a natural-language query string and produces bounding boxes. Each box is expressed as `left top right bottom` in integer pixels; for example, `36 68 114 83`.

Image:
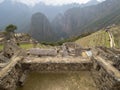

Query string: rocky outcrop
29 12 56 42
51 13 68 39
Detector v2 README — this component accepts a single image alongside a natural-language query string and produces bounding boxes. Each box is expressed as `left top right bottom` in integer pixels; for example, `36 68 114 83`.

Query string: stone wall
1 55 120 90
3 40 21 58
0 50 27 90
0 63 23 90
1 43 120 90
92 56 120 90
22 62 93 73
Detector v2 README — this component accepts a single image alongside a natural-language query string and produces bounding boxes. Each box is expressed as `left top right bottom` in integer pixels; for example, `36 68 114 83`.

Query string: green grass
110 26 120 48
20 43 34 49
0 43 51 51
0 44 3 51
75 30 110 48
76 25 120 48
0 44 33 51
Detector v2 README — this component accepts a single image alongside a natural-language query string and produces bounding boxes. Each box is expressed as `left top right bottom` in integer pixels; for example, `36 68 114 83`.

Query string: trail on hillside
107 31 115 48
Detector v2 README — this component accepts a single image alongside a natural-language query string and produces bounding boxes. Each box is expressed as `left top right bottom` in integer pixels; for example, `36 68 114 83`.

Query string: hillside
82 6 120 33
52 0 120 38
1 0 120 42
75 25 120 48
0 0 99 32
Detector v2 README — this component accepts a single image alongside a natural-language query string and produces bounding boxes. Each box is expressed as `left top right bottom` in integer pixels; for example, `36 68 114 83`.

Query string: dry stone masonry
0 42 120 90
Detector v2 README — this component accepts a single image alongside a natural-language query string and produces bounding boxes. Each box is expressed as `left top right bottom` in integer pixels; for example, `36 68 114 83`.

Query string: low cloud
0 0 105 6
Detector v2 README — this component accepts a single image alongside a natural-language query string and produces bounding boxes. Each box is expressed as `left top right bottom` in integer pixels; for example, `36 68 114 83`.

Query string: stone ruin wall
0 62 24 90
1 56 120 90
0 55 120 90
0 58 93 90
92 57 120 90
0 40 27 90
3 40 21 58
21 61 93 73
0 42 120 90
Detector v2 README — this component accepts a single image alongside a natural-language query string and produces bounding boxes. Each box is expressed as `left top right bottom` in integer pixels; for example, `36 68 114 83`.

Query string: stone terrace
0 41 120 90
22 56 92 72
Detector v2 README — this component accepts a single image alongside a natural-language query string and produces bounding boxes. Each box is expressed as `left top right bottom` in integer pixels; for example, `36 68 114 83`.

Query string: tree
5 24 17 40
5 24 17 33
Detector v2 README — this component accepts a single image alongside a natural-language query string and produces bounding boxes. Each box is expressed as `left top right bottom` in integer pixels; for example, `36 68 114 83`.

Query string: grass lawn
0 43 52 51
20 43 51 50
75 30 110 48
0 44 3 51
0 43 33 51
20 43 34 49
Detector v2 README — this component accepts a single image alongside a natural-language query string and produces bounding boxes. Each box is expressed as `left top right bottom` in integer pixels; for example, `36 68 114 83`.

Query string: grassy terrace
75 30 110 48
0 44 3 51
110 26 120 48
0 43 52 51
20 43 34 49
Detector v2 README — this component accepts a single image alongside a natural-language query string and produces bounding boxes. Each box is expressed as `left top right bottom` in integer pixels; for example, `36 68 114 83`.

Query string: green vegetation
0 44 3 51
0 43 49 51
0 44 31 51
109 26 120 48
5 24 17 33
81 7 120 33
4 24 17 40
20 43 34 49
76 25 120 48
41 32 92 46
76 30 110 48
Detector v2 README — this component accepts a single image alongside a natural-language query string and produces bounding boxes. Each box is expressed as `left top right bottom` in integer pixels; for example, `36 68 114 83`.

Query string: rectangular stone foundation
22 63 93 72
0 56 120 90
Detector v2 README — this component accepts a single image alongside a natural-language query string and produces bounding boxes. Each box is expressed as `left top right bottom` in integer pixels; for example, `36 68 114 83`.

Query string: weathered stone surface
29 48 57 56
0 53 9 63
19 73 27 86
1 41 120 90
22 57 92 72
3 40 21 58
92 56 120 90
0 63 24 90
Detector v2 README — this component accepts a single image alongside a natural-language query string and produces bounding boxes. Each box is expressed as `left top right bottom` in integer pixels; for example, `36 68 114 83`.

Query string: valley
0 0 120 90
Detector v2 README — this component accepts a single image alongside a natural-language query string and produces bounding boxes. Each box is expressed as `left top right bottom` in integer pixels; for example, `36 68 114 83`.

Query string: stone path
0 55 23 78
107 31 115 48
23 56 91 64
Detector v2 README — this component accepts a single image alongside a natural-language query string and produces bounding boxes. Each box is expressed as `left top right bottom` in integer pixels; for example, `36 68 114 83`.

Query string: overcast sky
0 0 105 6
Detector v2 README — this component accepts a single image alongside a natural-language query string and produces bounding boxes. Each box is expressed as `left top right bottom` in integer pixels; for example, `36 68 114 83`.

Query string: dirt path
107 31 115 48
0 55 23 78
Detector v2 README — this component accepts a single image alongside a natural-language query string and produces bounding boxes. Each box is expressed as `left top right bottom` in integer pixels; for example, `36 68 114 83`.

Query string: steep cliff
29 12 56 42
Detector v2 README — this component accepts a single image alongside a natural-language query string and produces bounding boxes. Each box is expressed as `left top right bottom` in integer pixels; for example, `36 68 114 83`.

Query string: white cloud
97 0 105 2
12 0 40 6
43 0 90 5
10 0 90 6
0 0 4 3
0 0 105 6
